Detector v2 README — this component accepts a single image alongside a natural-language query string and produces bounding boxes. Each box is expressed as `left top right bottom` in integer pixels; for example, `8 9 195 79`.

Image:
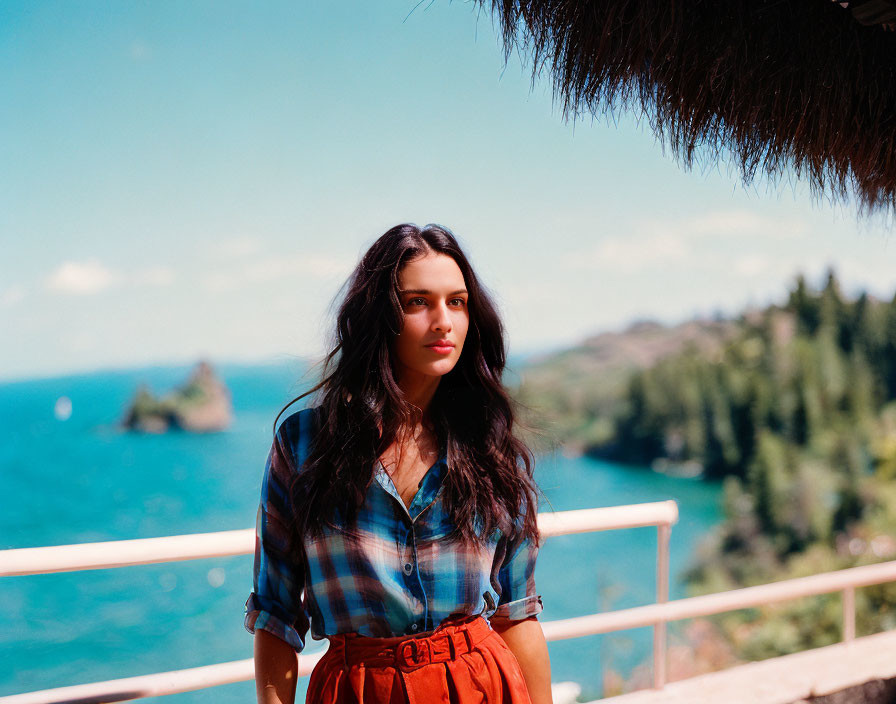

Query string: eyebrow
398 288 468 296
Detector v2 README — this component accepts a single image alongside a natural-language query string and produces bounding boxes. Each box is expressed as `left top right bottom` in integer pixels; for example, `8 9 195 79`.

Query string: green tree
787 273 820 336
746 431 791 538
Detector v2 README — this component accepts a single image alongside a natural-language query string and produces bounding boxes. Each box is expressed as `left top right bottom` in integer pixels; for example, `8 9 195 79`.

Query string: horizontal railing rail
0 501 680 577
4 500 894 704
0 528 255 577
538 559 896 640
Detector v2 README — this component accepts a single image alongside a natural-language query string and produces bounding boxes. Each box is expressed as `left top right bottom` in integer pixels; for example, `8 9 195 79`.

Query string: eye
449 297 467 307
406 297 427 306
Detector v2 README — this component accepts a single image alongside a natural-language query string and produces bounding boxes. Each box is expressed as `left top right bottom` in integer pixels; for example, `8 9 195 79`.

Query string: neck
396 368 441 417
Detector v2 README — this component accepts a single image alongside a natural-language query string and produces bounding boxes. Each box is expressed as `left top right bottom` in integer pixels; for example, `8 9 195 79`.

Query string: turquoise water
0 362 723 701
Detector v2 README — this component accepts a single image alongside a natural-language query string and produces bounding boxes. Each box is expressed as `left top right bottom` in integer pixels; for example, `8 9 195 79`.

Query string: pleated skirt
305 615 533 704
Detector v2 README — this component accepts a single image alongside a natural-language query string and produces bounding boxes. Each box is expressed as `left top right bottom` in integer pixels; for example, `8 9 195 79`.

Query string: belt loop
432 629 450 661
463 623 476 651
449 630 465 658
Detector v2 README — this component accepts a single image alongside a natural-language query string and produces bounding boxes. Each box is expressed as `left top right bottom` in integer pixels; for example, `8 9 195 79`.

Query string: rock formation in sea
122 360 233 433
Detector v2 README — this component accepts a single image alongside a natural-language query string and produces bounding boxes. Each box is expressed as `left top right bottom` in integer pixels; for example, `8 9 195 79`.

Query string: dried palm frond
481 0 896 214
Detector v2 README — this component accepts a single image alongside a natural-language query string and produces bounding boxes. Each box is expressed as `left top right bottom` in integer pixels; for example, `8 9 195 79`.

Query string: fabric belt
329 615 493 672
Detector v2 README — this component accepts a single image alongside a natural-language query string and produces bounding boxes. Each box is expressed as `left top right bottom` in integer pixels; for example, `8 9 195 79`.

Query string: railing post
654 522 670 689
843 586 855 643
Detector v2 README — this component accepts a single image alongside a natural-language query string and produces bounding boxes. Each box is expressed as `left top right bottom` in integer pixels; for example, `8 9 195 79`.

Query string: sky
2 1 895 382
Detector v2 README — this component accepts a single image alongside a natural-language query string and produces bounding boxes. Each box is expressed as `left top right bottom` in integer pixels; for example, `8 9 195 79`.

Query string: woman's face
393 252 469 382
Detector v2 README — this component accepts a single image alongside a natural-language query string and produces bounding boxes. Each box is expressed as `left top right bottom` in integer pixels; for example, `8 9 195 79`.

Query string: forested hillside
518 269 896 672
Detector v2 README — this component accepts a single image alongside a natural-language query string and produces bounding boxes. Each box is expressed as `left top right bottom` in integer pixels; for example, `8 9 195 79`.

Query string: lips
425 340 455 354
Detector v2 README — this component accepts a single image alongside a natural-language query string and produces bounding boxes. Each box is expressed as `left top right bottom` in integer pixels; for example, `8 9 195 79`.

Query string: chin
429 364 457 377
419 359 460 377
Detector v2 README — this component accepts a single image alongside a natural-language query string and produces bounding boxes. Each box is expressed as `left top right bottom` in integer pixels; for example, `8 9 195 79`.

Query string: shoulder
273 405 323 471
274 405 320 441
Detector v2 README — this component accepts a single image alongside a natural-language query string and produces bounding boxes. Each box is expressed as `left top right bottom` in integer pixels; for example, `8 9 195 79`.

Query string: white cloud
214 237 263 259
565 209 810 275
46 260 176 295
733 254 770 277
686 210 809 238
133 266 175 287
0 285 25 307
201 253 353 293
577 230 690 274
245 253 350 280
47 260 119 295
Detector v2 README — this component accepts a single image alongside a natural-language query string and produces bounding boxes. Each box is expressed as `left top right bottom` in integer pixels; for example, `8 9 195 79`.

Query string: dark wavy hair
273 223 540 551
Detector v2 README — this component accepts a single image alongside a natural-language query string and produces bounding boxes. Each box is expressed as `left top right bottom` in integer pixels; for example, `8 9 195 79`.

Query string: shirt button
403 562 413 575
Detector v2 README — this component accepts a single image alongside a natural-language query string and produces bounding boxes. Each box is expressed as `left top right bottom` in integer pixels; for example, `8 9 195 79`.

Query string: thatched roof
482 0 896 214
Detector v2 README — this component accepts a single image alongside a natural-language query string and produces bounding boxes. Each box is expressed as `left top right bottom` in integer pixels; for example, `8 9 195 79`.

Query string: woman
245 223 552 703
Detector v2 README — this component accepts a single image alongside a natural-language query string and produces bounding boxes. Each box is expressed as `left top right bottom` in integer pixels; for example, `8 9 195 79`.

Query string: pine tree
831 432 868 533
787 273 820 336
747 431 791 537
883 293 896 400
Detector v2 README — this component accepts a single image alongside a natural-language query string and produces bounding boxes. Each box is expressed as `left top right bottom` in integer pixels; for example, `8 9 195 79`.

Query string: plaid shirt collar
373 456 448 521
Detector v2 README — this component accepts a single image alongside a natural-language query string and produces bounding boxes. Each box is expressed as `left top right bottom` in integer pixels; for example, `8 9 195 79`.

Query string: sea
0 361 723 702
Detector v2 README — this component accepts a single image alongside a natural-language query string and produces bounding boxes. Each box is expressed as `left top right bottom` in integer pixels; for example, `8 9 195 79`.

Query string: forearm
254 630 299 704
492 616 553 704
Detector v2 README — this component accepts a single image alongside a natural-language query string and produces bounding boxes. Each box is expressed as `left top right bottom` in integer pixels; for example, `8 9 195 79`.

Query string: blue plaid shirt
244 406 543 652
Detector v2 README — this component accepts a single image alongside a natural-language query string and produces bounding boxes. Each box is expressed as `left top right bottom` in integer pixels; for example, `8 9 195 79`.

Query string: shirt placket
401 523 426 633
375 460 444 635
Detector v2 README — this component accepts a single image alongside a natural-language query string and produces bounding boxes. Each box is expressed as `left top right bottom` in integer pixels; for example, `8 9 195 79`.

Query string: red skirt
305 615 533 703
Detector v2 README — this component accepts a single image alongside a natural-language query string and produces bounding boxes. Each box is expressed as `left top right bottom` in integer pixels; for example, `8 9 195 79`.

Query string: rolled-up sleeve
244 422 310 653
491 512 544 623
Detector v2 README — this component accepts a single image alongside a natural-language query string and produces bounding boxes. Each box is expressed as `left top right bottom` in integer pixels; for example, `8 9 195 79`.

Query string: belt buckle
396 639 431 671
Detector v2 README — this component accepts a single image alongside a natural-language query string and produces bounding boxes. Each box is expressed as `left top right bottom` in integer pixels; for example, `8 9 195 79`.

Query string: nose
432 301 452 332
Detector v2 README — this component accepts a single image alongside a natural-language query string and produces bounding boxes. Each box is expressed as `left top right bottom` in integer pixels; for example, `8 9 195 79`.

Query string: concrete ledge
800 677 896 704
593 629 896 704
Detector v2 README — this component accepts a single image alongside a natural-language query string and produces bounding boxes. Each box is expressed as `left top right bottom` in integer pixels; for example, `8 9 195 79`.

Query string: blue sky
2 1 895 381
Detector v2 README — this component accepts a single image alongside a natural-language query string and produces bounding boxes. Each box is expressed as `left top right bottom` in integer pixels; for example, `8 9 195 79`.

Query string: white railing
0 528 254 577
2 500 894 704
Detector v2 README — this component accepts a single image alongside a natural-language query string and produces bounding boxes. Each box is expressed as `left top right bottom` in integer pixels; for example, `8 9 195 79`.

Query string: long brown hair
274 223 540 550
